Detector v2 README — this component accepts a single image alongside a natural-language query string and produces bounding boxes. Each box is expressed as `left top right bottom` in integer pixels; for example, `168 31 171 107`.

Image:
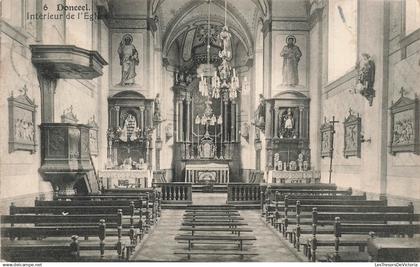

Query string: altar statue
279 108 296 138
280 35 302 86
118 34 139 86
120 113 138 142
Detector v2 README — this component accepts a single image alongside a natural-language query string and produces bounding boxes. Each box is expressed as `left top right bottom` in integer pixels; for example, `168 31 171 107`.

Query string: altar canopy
185 163 229 184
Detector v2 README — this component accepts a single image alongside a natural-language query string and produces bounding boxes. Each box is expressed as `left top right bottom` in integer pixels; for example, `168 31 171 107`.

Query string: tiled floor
131 193 302 262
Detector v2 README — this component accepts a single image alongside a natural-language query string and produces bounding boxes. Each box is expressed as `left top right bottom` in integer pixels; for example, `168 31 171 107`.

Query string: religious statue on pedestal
118 34 139 86
254 94 266 129
280 35 302 87
356 53 376 106
154 93 161 121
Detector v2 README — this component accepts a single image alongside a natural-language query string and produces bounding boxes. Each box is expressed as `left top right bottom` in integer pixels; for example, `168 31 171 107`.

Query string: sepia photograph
0 0 419 264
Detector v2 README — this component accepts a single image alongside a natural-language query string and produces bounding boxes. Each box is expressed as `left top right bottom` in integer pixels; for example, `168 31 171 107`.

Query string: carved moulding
320 118 333 158
8 86 37 153
389 89 419 155
343 109 361 158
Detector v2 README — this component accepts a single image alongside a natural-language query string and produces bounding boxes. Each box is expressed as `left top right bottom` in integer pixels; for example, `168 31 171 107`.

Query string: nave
1 0 420 263
2 184 419 262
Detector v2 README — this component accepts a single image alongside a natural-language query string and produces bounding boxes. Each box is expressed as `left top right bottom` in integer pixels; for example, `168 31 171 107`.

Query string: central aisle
132 209 302 262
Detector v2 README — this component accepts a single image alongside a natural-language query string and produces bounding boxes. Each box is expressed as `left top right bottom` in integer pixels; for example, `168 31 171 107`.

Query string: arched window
328 0 358 82
405 0 420 36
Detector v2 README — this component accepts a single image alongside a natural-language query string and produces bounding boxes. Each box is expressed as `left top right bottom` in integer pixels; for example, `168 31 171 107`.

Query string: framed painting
343 109 361 158
320 119 334 158
389 90 419 155
8 86 37 153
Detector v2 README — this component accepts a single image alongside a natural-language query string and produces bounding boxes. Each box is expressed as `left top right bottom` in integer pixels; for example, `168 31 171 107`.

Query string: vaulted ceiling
109 0 309 56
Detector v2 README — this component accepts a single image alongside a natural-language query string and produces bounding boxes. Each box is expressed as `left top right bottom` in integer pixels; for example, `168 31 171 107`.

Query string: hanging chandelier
198 0 248 100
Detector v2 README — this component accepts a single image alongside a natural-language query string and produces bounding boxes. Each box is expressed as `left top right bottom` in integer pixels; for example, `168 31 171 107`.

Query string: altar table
268 170 321 184
99 169 150 189
185 163 229 184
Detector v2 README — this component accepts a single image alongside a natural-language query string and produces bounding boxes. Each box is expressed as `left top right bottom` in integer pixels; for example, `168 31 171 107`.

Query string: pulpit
39 123 97 195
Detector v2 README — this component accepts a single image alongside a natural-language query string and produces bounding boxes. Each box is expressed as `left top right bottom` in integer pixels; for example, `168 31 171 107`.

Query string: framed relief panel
343 109 361 158
320 119 334 158
390 90 419 155
8 86 37 153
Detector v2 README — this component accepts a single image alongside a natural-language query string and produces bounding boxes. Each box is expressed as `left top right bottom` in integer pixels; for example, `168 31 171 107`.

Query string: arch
110 90 146 100
272 90 309 100
162 0 254 60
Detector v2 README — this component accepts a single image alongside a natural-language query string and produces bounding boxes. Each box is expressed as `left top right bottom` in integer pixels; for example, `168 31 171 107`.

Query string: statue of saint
118 34 139 86
154 93 161 121
254 94 265 127
280 35 302 86
356 53 376 105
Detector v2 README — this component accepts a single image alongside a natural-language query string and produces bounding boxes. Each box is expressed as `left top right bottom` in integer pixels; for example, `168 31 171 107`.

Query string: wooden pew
7 202 143 245
175 206 258 260
1 211 131 261
264 193 370 224
48 193 160 230
262 189 362 216
306 205 420 262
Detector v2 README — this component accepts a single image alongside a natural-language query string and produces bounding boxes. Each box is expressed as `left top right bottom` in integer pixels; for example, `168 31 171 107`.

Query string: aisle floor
132 209 302 262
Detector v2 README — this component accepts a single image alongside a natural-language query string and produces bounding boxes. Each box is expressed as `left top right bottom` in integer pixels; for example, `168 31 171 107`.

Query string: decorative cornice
271 20 309 31
109 18 148 29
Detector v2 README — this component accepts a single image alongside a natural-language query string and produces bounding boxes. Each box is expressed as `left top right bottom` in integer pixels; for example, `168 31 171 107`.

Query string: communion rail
153 182 193 204
227 183 261 204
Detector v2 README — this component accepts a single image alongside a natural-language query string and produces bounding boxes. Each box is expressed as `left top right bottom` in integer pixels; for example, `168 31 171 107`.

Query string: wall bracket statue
355 53 376 106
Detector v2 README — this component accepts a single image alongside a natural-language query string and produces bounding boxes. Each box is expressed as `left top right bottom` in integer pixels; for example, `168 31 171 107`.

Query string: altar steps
161 203 260 210
192 184 228 193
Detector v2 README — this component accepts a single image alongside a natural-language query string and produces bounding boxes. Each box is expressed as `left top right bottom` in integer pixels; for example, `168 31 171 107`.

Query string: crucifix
328 116 339 184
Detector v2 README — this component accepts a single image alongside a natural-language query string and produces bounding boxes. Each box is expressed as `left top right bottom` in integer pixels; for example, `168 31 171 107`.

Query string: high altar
172 75 239 183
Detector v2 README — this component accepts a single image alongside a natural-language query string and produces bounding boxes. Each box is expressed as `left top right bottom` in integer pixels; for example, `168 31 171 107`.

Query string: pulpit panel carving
47 127 66 157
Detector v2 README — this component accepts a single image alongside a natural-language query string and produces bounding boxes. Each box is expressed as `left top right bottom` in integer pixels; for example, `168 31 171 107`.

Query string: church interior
1 0 420 262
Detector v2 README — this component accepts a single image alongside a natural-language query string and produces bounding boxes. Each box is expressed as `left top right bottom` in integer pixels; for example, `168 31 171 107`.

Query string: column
299 106 304 139
273 105 279 138
223 96 229 142
175 97 179 142
236 100 240 142
231 100 236 141
263 19 272 98
37 70 57 123
139 106 145 137
176 96 184 142
115 106 120 127
186 95 191 142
